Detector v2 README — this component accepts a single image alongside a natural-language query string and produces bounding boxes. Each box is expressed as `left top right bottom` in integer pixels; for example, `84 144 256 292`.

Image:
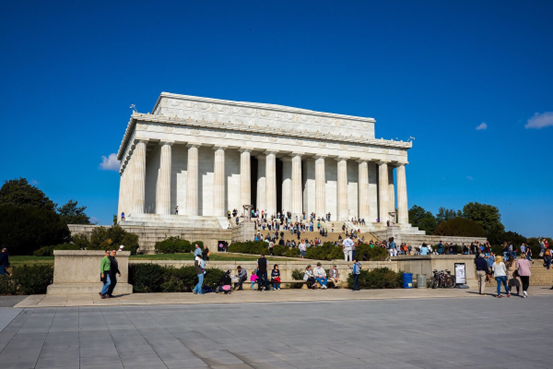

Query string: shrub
285 248 300 258
155 237 192 254
347 267 403 289
290 268 305 289
129 263 227 293
33 243 81 257
272 245 287 256
434 217 486 237
354 244 388 261
13 264 54 294
228 241 268 255
0 275 17 295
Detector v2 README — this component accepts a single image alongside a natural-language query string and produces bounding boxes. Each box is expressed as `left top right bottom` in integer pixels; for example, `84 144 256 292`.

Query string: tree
409 205 437 234
436 207 463 225
462 202 505 236
0 205 70 255
0 178 56 211
0 178 69 254
57 200 93 225
434 217 486 237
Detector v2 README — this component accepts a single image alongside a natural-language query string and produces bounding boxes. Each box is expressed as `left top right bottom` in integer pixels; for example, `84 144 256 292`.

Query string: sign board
454 263 466 285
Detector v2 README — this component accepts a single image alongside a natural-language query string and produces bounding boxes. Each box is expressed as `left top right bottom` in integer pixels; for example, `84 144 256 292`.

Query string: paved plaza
0 292 552 369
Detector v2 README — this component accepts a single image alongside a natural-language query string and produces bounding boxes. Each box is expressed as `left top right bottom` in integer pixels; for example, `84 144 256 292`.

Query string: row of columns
127 140 409 223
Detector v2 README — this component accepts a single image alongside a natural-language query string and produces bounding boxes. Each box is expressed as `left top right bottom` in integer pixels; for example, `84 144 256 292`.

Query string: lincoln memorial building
117 92 420 233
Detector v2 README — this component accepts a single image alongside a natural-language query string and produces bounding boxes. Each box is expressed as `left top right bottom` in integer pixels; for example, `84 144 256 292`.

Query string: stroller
214 270 233 294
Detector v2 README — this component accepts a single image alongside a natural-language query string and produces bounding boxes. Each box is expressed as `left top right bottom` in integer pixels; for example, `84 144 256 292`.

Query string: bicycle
431 269 456 288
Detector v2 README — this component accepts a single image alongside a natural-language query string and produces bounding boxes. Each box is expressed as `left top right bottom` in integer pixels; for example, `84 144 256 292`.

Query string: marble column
213 146 226 217
358 160 370 222
156 141 173 215
378 161 390 222
239 149 251 208
131 139 147 215
315 155 326 218
265 151 277 217
256 156 266 211
185 144 199 216
388 165 395 222
337 157 348 220
291 153 303 218
397 163 409 225
281 158 292 213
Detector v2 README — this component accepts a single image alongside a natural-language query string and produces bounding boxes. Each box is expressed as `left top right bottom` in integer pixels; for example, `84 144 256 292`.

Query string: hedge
34 243 81 256
228 241 387 261
129 263 225 293
347 267 403 289
154 237 204 254
0 264 54 295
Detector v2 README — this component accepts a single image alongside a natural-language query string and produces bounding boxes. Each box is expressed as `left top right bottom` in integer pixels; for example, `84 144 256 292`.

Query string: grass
7 253 289 267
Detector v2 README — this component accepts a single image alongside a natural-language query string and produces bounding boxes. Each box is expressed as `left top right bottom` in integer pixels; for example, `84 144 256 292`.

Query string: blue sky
1 1 551 237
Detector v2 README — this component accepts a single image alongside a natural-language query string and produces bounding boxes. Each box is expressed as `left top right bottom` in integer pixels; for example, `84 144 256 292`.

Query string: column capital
239 147 253 153
314 154 327 160
265 150 278 155
337 156 348 162
397 161 409 166
134 138 149 145
377 159 391 165
356 158 368 164
159 140 174 146
186 143 200 149
291 152 304 158
213 145 227 151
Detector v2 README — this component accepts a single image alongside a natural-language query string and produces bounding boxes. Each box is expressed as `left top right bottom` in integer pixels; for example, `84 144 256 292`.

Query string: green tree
462 202 505 236
409 205 437 234
0 178 56 211
436 207 462 225
57 199 93 225
434 217 486 237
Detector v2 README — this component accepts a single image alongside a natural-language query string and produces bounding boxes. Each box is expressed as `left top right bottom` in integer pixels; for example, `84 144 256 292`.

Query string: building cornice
117 113 412 160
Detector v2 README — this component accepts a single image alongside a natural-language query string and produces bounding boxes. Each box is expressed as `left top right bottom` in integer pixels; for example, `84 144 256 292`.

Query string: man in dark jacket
107 250 121 297
475 254 489 295
256 254 269 291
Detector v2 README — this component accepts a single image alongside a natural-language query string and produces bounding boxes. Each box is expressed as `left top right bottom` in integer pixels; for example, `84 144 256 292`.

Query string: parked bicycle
431 269 456 288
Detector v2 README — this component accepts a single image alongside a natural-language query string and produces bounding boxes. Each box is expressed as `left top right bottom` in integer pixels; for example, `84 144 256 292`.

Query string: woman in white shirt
492 256 511 298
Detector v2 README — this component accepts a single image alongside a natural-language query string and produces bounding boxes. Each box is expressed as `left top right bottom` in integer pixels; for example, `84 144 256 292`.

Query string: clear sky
1 1 551 237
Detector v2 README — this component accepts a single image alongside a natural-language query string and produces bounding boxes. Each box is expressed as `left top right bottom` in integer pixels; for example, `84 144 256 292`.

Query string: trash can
417 274 427 288
402 273 413 288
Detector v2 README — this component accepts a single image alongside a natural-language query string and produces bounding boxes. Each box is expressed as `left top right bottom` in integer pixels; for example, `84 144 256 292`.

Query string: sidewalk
14 286 553 308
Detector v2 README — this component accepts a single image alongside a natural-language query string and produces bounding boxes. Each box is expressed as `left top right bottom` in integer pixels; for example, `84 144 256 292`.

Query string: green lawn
7 253 288 268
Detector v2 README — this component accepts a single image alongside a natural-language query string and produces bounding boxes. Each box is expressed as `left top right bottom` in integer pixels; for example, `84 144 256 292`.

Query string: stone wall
372 229 487 246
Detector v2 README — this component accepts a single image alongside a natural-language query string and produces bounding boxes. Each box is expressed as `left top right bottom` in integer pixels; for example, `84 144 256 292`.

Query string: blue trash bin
402 273 413 288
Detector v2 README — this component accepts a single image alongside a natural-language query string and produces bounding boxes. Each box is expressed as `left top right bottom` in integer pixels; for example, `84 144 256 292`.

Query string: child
271 264 281 291
250 269 259 291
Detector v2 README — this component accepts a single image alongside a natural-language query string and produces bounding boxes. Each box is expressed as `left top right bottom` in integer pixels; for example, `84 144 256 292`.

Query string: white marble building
117 92 417 231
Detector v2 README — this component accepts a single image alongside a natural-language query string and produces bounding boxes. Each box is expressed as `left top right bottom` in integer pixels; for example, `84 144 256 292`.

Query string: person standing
475 254 489 295
120 212 125 221
99 250 111 299
350 258 362 291
193 255 204 294
193 244 202 258
0 248 10 277
544 248 552 270
256 254 269 291
342 236 354 261
175 205 179 215
107 250 121 298
492 256 510 298
516 254 532 298
202 244 210 261
298 239 307 259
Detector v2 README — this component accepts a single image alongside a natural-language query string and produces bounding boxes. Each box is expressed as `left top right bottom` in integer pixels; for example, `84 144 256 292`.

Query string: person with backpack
350 258 362 291
256 254 269 291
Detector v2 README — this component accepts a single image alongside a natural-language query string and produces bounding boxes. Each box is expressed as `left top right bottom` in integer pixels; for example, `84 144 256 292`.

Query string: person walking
350 258 362 291
256 254 269 291
506 256 521 296
193 255 205 294
0 248 10 277
516 253 532 298
492 256 510 298
99 250 111 299
193 243 202 258
544 248 552 270
106 250 121 298
475 254 489 295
